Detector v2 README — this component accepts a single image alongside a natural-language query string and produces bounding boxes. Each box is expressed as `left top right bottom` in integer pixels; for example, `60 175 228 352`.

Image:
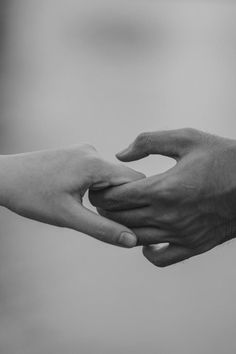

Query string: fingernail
119 232 137 248
116 146 130 157
149 243 169 251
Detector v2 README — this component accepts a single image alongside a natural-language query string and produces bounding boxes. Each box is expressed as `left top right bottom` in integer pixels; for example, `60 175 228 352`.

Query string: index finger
89 178 150 211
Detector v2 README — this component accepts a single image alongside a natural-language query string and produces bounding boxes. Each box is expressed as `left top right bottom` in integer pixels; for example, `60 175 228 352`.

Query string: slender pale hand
90 129 236 266
0 145 144 247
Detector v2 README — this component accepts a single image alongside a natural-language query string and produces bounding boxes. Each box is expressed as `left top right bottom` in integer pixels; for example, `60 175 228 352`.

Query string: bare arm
0 144 144 247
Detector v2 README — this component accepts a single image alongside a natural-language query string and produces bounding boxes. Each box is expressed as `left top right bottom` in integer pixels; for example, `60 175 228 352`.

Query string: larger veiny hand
0 145 144 247
90 128 236 266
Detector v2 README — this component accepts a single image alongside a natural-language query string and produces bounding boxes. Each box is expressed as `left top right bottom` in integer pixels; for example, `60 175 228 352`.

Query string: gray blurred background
0 1 236 353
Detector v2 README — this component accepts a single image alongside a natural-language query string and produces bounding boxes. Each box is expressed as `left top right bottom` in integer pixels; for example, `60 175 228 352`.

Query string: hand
90 128 236 266
0 144 144 247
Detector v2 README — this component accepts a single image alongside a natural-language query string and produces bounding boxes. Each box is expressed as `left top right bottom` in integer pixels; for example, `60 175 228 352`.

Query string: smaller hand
0 145 144 247
90 129 236 266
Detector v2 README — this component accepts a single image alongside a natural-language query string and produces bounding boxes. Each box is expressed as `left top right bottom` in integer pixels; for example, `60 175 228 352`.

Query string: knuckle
61 145 99 169
80 144 99 159
72 144 99 164
181 127 198 138
135 132 152 150
80 143 97 152
71 143 97 156
179 128 202 146
154 176 179 201
158 211 178 225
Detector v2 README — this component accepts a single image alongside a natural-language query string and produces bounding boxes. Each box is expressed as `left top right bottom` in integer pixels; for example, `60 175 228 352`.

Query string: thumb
116 128 199 162
66 198 137 248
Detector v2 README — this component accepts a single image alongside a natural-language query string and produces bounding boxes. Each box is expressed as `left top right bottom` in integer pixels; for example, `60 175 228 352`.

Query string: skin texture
90 128 236 267
0 144 145 247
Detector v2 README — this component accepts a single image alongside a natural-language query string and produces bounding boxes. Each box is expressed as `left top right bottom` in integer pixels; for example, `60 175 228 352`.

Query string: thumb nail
119 232 137 248
116 145 131 157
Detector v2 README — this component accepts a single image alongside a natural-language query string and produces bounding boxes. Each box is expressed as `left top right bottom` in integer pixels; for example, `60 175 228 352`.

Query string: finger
89 178 150 211
132 227 174 246
142 243 195 267
97 207 154 228
66 199 137 248
116 128 199 162
91 161 145 190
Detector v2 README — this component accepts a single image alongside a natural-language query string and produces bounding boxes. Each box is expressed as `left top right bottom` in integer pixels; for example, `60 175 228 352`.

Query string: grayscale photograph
0 1 236 353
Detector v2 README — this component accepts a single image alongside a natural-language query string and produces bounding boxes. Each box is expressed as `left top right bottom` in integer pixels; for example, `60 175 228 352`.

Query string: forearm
0 147 144 247
0 155 18 208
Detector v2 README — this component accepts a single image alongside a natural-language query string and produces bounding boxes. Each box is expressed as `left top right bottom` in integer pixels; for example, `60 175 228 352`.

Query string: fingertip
116 142 136 161
115 151 130 162
142 244 170 267
119 231 137 248
142 244 194 268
